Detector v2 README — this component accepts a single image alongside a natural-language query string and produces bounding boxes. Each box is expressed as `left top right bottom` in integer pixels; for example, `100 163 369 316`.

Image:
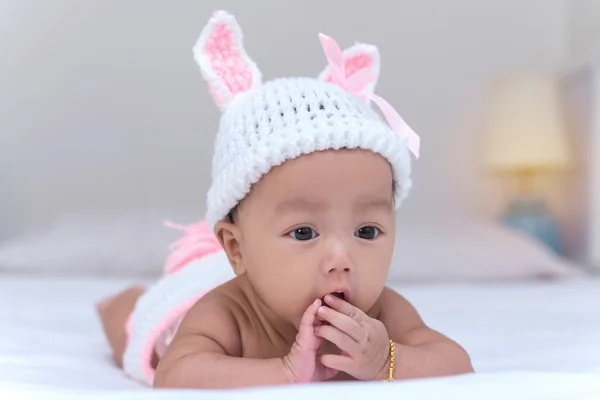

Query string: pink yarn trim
205 22 254 95
194 10 262 110
138 288 216 384
163 220 223 275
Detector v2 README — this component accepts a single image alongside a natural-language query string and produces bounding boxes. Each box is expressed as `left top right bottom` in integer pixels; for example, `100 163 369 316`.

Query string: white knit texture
205 77 412 228
123 250 235 385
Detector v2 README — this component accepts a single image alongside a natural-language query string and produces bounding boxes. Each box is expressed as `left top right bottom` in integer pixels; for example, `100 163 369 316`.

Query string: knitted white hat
194 11 421 228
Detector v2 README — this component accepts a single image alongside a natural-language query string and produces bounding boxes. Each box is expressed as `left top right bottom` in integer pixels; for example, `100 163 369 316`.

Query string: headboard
562 63 600 272
589 66 600 270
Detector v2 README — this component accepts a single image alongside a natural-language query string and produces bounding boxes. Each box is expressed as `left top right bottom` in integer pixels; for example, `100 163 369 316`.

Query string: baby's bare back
194 278 293 359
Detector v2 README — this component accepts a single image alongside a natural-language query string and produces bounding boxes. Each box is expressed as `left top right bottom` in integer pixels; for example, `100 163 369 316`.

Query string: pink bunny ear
318 43 380 96
193 11 262 110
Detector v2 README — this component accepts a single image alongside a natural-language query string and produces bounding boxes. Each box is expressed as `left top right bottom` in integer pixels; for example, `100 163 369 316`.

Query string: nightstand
499 197 561 255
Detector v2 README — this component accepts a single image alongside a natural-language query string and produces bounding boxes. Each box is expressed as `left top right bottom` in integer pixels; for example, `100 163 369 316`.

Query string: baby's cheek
355 279 386 310
279 279 316 313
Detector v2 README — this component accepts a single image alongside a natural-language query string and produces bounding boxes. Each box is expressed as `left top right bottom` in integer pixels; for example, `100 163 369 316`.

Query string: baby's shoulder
377 285 416 315
376 285 425 338
379 285 407 303
175 278 251 356
188 278 250 320
378 286 416 323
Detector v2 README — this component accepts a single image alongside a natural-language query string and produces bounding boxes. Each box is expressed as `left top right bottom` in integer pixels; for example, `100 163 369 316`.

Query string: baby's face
220 148 396 327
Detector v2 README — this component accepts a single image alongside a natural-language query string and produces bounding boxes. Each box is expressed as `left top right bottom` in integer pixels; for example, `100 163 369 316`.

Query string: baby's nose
322 243 353 274
327 264 351 274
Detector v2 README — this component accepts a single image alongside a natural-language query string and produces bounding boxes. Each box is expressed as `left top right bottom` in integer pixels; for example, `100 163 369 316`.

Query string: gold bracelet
383 339 395 382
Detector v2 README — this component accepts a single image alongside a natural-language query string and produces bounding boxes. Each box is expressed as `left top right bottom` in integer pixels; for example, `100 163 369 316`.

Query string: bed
1 211 599 399
1 274 599 399
4 22 600 400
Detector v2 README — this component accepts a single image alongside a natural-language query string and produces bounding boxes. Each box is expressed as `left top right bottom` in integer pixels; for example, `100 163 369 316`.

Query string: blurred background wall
0 0 598 251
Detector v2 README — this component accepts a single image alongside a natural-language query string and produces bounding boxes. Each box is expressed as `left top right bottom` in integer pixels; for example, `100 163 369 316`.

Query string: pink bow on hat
318 33 420 159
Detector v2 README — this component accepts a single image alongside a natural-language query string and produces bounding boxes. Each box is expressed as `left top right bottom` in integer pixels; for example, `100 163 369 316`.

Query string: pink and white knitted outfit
122 10 420 386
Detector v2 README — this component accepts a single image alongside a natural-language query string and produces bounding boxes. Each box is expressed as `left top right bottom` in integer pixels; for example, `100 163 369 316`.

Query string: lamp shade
484 74 570 172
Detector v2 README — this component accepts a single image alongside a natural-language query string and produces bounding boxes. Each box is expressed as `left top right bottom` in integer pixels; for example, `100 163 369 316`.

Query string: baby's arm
153 292 289 389
379 287 474 379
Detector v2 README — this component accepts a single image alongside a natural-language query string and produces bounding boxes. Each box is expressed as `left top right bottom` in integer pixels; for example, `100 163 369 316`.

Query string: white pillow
388 216 582 282
0 209 200 277
0 211 582 281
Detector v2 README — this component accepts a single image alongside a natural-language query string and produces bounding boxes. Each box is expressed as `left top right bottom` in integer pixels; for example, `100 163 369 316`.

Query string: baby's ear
318 42 380 96
193 10 262 110
214 220 245 276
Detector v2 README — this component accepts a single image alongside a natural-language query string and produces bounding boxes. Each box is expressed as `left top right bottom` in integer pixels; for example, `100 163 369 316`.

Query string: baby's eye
288 227 319 241
355 226 380 240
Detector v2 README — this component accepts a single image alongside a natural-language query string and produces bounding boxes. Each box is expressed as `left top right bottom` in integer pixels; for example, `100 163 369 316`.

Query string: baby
97 10 473 389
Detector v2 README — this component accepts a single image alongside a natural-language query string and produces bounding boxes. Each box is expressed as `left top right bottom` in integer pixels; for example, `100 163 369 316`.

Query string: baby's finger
324 294 368 322
320 354 354 375
315 324 359 355
318 364 340 381
317 305 364 342
300 299 320 328
296 299 321 349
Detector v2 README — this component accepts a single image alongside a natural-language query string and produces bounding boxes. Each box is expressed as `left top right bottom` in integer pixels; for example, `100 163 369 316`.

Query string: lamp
484 74 571 254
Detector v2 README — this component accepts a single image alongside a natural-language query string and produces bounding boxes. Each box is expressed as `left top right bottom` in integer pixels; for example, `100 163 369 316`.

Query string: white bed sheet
1 275 599 399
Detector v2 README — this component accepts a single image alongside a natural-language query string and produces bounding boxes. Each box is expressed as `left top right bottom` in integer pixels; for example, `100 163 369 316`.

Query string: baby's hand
315 294 391 381
282 299 338 383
